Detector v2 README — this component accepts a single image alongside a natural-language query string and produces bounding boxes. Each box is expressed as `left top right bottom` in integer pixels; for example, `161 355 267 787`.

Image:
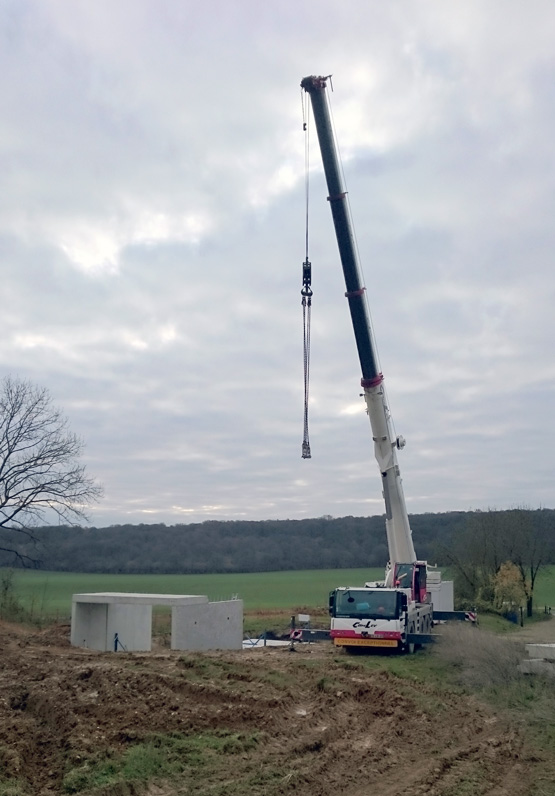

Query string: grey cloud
1 1 555 526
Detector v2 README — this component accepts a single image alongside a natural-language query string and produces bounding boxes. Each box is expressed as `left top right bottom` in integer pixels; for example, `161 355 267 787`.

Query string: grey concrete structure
518 642 555 677
171 599 244 651
525 643 555 661
518 658 555 677
71 592 242 652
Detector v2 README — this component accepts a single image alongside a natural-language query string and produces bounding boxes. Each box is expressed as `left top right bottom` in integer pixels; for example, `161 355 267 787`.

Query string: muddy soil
0 620 550 795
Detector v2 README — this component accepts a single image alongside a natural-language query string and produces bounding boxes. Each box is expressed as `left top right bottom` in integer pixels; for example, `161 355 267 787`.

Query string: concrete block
71 600 152 652
71 593 210 652
71 602 108 650
525 643 555 661
518 658 555 677
172 599 244 651
108 603 152 652
73 592 208 606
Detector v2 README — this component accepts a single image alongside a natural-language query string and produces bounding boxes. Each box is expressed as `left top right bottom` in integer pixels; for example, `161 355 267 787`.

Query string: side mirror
328 591 335 616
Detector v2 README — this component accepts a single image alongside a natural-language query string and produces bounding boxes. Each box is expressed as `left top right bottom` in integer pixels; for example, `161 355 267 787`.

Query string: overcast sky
1 1 554 527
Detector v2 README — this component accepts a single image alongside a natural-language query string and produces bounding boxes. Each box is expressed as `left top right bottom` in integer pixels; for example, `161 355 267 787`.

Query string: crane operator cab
393 562 429 604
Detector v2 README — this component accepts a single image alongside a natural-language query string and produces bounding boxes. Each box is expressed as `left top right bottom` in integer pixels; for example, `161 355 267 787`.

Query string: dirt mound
0 622 545 795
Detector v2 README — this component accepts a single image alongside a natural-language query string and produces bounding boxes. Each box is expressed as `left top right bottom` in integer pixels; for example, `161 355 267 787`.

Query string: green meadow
3 567 385 619
3 565 555 621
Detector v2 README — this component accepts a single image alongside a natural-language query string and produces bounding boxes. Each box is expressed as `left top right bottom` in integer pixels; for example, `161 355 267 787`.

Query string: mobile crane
301 75 449 652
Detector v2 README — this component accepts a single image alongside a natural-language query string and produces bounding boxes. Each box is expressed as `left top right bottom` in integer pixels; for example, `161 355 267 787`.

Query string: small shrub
0 780 29 796
433 623 525 689
121 743 165 781
0 571 25 622
62 760 119 794
0 570 52 627
220 733 260 755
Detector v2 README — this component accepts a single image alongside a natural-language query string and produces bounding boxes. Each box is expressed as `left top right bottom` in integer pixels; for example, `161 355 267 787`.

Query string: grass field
3 565 555 624
2 567 386 620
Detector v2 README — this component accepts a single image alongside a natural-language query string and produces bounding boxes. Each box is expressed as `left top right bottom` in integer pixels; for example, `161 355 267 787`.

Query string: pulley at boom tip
301 75 333 93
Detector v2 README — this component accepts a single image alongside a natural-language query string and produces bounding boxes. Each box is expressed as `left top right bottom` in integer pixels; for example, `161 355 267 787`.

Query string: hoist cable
301 90 312 459
303 94 310 261
302 297 311 459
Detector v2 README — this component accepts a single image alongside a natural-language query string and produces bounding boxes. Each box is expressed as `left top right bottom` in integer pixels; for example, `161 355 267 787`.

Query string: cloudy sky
2 0 554 527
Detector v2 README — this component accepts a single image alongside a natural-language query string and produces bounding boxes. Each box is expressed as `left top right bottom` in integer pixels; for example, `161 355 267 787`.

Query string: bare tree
440 509 506 604
441 507 554 615
504 507 552 616
0 376 103 563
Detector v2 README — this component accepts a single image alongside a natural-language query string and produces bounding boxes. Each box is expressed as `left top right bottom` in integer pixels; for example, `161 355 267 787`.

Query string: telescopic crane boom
301 75 416 573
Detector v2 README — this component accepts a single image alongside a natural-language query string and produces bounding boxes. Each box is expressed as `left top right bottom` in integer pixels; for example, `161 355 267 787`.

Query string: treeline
2 509 553 575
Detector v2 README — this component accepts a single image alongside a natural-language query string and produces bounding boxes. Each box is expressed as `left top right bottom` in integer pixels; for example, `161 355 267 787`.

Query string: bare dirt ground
0 619 553 796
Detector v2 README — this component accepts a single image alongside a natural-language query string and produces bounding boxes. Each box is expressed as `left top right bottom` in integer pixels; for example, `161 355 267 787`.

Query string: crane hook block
301 258 313 297
302 441 312 459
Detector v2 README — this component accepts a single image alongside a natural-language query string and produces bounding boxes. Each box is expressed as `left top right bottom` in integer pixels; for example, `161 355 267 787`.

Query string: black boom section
301 75 380 384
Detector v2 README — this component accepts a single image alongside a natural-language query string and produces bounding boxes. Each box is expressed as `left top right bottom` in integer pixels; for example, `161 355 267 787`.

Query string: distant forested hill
4 509 552 574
